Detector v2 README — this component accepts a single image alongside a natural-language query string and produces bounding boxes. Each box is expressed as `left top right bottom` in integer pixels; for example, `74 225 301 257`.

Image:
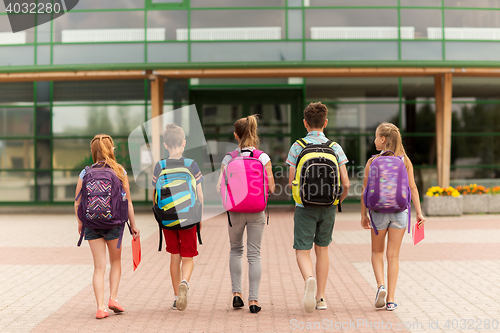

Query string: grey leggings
227 211 265 302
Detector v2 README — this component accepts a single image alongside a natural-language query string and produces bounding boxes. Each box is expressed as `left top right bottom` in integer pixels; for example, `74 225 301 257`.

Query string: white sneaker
303 277 316 313
374 285 387 308
177 280 189 311
316 298 327 310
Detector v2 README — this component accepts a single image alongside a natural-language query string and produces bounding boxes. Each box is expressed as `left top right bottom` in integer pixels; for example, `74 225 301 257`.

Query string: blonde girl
360 123 425 311
217 115 275 313
74 134 140 319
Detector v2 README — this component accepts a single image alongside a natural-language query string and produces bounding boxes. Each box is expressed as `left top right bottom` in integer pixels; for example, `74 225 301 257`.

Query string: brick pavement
0 206 499 333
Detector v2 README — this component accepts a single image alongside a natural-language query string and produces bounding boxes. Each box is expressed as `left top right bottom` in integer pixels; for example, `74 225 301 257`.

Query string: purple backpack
363 151 411 235
76 164 129 248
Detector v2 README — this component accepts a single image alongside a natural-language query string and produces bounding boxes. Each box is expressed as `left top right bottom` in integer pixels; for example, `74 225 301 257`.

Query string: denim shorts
84 226 122 241
370 210 408 231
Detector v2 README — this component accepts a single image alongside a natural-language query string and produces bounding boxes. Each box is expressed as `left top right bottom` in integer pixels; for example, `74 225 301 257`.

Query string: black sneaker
172 300 177 310
233 295 244 308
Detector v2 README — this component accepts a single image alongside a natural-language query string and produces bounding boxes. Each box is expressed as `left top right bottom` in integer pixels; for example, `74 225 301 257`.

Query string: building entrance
190 89 303 204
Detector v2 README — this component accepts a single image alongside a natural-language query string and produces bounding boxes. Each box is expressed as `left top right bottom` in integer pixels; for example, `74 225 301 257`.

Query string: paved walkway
0 206 499 333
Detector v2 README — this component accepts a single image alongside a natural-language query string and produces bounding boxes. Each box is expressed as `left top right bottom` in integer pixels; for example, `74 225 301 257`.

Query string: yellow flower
426 191 433 197
434 194 439 197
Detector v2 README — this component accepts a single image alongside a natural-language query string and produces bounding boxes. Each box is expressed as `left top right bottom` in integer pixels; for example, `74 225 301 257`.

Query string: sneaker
386 302 398 311
172 300 177 310
374 285 387 309
108 299 124 313
177 280 189 311
316 298 327 310
303 276 316 313
96 309 109 319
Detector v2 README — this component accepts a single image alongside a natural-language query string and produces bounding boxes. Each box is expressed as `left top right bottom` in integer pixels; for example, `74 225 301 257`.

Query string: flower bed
487 186 500 214
424 186 462 216
456 184 488 214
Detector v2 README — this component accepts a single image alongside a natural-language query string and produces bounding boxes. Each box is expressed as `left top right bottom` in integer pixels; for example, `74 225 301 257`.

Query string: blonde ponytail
90 134 126 184
375 123 410 169
234 114 260 149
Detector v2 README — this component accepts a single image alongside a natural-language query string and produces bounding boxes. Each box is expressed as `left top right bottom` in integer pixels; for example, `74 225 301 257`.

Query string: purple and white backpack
76 163 130 248
363 151 411 235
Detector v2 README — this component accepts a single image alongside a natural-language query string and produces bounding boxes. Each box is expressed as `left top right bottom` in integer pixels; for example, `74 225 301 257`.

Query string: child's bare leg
371 228 388 288
181 257 194 282
296 249 314 281
88 238 107 310
386 228 405 303
170 254 181 295
314 244 329 299
107 238 122 300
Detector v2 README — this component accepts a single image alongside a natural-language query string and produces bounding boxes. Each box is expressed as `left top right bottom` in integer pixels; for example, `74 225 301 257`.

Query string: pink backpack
221 149 269 216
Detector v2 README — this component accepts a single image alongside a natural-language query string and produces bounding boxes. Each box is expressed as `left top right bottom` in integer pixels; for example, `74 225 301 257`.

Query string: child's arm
123 175 140 240
288 166 295 186
360 159 372 229
265 161 276 194
338 164 350 204
407 159 426 228
74 178 83 235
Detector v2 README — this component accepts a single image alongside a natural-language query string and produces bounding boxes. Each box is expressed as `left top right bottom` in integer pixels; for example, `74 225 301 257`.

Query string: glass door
191 89 303 204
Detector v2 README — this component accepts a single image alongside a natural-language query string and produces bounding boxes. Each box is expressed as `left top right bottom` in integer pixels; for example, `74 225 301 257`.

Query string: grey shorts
84 226 122 241
370 210 408 231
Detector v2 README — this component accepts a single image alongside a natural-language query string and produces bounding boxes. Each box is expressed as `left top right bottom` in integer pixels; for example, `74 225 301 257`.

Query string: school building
1 0 500 205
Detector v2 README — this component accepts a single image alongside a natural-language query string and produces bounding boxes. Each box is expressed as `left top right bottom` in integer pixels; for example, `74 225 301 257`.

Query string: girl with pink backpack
361 123 425 311
218 115 275 313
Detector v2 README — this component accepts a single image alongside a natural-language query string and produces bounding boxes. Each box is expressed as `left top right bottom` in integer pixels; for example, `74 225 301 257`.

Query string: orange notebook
132 237 141 271
412 223 425 245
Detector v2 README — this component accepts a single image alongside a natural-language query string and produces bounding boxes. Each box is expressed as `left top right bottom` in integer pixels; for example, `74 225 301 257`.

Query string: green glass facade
1 1 500 204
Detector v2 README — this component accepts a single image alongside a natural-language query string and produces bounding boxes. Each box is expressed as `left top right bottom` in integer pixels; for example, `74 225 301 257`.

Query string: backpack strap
158 223 163 251
326 140 336 148
196 223 202 245
251 149 264 159
183 158 194 168
296 138 309 148
159 159 167 169
368 210 379 235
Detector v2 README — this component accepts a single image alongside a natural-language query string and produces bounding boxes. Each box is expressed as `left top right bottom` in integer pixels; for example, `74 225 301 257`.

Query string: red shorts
163 227 198 257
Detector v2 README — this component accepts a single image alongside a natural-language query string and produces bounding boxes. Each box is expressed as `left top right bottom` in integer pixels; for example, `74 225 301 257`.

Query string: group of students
74 102 425 319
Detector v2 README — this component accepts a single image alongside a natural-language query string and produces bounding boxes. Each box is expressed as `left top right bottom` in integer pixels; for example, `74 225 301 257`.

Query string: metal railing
61 28 166 43
428 27 500 40
310 26 415 40
0 31 27 45
176 27 282 41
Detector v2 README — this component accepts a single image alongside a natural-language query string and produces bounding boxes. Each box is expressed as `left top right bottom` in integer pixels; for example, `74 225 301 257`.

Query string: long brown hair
375 122 410 169
234 114 260 149
90 134 126 184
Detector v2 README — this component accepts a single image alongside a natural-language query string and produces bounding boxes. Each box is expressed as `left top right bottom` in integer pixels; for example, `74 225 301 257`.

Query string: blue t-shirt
286 131 348 207
151 157 204 187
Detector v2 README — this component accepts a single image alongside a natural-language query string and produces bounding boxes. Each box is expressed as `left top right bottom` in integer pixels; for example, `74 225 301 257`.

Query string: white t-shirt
221 147 271 166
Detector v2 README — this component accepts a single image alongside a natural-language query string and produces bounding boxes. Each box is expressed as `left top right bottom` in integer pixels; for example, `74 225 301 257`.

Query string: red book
132 237 141 271
412 223 425 245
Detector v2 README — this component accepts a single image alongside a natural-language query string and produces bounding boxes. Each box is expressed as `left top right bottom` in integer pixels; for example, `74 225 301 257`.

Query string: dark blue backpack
76 164 130 248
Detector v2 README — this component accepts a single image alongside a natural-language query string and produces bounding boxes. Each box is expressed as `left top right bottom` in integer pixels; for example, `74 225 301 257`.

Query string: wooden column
151 76 164 164
434 73 453 188
434 75 444 187
442 73 453 188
